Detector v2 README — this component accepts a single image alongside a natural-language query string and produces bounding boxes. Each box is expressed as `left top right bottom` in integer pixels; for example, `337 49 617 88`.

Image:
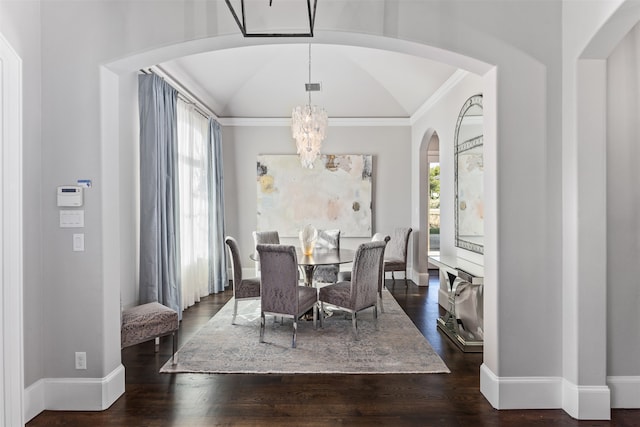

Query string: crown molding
218 117 410 127
410 69 469 124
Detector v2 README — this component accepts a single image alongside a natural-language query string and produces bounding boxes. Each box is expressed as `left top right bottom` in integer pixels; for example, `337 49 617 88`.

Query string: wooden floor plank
27 274 636 426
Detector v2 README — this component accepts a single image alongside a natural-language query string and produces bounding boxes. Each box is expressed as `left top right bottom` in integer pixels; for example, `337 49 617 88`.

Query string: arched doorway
427 133 440 256
102 31 497 401
418 129 440 286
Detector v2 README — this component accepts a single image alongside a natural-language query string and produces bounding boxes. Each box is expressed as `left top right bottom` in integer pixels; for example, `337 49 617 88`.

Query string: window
177 98 211 310
429 162 440 253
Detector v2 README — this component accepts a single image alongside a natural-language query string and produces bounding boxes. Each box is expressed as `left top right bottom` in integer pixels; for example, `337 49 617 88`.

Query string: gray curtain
138 73 182 317
208 118 228 293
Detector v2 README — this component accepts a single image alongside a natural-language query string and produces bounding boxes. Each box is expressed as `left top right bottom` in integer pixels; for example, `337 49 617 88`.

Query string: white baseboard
415 272 430 286
480 363 563 409
24 379 45 423
480 364 612 420
608 376 640 408
562 378 611 420
24 364 125 423
438 288 449 308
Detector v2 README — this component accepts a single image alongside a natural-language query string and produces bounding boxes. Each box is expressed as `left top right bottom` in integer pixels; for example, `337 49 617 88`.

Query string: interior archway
417 129 440 286
101 31 497 396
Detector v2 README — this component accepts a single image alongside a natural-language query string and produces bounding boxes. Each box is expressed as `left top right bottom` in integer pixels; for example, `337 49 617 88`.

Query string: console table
429 255 484 353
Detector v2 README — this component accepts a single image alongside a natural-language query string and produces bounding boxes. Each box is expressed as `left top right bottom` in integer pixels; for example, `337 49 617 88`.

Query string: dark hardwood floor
28 273 637 426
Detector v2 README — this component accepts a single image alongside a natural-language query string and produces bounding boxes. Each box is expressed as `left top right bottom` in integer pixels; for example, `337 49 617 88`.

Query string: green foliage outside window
429 165 440 208
428 164 441 250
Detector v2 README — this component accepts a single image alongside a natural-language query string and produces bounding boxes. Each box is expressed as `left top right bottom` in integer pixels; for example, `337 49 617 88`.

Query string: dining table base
299 265 316 287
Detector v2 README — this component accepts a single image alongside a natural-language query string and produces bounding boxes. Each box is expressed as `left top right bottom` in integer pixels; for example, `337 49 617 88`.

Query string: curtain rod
142 66 219 121
179 95 210 121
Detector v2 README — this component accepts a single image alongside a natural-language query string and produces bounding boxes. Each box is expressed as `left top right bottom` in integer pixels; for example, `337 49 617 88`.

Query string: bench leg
171 331 178 365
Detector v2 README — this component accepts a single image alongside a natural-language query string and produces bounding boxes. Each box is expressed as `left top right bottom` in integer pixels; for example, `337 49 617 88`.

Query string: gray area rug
160 290 450 374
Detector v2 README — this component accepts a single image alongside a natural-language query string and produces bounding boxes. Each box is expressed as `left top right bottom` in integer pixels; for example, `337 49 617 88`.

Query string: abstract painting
256 154 372 237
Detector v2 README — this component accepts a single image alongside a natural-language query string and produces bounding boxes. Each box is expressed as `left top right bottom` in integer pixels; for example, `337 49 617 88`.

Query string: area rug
160 290 449 374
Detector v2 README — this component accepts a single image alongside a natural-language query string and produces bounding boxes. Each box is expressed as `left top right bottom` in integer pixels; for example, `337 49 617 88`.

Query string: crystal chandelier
292 44 328 168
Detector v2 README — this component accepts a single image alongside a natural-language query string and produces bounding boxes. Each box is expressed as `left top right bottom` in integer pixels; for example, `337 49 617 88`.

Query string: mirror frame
454 94 484 254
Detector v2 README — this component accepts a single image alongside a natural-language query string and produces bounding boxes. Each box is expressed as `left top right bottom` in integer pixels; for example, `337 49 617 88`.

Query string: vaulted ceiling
158 43 460 120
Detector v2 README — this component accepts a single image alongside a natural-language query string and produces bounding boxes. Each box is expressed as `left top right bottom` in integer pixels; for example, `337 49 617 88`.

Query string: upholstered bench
121 302 179 364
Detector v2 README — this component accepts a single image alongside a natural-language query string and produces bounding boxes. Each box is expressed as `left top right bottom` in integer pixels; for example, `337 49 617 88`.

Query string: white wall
412 73 483 268
2 0 639 421
606 22 640 378
562 0 640 416
40 2 112 382
222 123 412 273
0 0 43 389
116 72 141 311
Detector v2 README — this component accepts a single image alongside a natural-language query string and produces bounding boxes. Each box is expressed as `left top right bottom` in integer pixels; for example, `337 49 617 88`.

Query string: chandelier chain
308 43 312 106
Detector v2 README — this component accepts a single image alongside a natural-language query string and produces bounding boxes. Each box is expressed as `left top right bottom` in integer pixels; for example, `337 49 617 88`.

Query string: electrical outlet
75 351 87 370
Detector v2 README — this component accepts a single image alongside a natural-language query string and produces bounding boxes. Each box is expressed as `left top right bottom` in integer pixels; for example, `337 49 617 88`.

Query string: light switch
73 233 84 252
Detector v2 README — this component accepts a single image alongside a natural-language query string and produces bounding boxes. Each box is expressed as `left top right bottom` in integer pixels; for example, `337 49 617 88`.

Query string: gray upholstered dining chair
225 236 261 325
318 240 387 340
312 229 341 285
256 243 318 348
384 227 413 286
337 233 390 312
252 230 280 275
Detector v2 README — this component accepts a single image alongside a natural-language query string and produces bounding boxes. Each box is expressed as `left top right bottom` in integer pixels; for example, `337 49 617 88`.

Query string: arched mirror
454 94 484 254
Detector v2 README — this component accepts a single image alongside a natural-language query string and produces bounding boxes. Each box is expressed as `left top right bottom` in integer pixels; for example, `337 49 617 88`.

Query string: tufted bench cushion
121 302 179 364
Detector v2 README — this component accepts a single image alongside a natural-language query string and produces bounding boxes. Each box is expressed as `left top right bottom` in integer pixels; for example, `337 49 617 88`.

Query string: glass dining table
251 247 355 287
296 248 355 287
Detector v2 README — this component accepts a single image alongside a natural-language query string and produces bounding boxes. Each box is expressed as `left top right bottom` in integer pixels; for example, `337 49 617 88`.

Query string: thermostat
57 186 83 207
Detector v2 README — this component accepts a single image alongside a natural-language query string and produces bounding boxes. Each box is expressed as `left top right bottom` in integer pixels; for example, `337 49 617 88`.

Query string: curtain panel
208 119 228 294
138 73 182 318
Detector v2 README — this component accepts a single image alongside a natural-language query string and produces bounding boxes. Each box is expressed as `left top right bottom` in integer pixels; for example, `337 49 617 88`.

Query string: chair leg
171 331 178 365
378 291 384 313
319 302 324 328
373 305 378 331
352 312 359 341
260 312 265 343
404 267 409 287
154 337 160 352
292 319 298 348
313 304 318 330
232 299 238 324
